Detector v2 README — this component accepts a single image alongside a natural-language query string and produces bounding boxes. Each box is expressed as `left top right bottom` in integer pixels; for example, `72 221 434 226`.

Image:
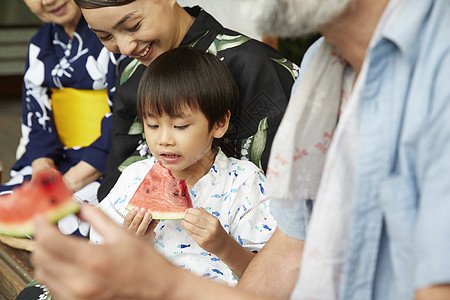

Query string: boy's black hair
74 0 135 9
137 47 239 131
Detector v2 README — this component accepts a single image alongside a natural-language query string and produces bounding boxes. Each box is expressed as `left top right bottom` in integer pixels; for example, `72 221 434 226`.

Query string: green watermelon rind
125 204 187 220
0 199 80 238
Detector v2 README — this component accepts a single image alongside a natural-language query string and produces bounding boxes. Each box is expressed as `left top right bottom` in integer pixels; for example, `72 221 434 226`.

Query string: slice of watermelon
126 161 193 219
0 168 80 237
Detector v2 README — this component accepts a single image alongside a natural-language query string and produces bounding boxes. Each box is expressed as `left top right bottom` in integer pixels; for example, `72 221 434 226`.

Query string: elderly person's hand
32 204 173 299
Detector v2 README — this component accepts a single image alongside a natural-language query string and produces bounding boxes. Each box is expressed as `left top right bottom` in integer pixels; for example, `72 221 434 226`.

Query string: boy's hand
123 207 159 242
182 208 229 255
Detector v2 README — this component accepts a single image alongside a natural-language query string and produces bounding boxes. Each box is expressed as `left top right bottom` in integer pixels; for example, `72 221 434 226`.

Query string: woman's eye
147 124 158 129
98 34 112 42
127 21 141 33
174 125 188 130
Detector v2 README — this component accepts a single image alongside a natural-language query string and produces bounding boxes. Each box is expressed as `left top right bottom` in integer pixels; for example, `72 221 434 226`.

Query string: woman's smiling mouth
133 43 153 60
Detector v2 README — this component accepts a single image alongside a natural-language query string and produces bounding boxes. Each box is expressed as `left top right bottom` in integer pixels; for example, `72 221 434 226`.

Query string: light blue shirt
272 0 450 299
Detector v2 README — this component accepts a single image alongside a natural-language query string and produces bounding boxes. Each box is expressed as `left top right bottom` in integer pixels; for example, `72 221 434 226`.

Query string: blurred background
0 0 318 183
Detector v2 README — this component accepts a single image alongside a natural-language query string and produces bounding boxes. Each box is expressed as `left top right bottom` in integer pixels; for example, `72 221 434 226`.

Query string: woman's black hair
74 0 135 9
137 47 239 131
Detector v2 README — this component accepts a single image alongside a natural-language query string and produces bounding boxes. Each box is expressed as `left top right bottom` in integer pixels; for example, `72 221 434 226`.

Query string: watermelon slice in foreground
0 168 80 238
126 161 193 220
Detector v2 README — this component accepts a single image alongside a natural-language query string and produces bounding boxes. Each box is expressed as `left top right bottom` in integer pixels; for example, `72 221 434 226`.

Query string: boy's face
81 0 185 66
143 106 229 183
24 0 81 26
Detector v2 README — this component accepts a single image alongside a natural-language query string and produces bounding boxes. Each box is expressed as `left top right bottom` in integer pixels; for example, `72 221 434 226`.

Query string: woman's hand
63 161 102 192
31 157 56 177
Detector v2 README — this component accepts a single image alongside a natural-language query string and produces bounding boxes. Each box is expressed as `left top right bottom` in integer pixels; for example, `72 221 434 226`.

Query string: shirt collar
376 0 433 65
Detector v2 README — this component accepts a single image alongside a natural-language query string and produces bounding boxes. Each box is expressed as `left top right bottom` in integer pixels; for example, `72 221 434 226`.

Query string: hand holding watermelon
0 168 80 237
123 206 160 242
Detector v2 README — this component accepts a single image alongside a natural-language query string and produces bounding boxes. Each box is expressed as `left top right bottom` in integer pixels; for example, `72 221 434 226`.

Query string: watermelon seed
42 175 56 186
50 198 57 204
173 192 179 196
146 188 150 194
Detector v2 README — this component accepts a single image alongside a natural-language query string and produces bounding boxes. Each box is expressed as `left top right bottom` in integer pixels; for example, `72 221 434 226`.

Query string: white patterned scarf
291 56 361 299
266 41 348 206
267 40 359 299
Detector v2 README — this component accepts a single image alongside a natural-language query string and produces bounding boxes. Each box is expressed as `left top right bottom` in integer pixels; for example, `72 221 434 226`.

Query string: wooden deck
0 238 34 300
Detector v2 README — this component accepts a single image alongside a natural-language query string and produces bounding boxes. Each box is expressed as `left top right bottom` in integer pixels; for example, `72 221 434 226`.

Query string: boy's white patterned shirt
91 150 276 286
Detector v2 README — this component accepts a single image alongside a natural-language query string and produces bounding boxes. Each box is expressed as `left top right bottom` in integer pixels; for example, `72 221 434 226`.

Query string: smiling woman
73 0 299 202
79 0 194 65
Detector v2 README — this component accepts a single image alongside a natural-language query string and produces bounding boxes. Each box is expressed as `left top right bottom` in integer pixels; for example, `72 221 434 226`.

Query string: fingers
138 211 152 235
33 215 92 298
181 208 228 254
182 208 223 238
124 207 152 236
184 207 204 221
183 208 215 229
123 207 139 228
183 208 205 231
77 204 127 244
148 218 160 232
33 215 77 262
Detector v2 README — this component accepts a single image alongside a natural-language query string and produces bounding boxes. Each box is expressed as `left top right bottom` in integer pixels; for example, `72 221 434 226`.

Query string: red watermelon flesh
0 168 80 237
126 161 193 219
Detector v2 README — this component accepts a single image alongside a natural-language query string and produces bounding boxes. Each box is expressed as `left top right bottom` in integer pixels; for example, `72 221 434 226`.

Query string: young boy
90 47 277 286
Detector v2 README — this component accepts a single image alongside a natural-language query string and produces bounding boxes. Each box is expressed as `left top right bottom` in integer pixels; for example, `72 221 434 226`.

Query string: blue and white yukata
0 17 122 237
91 150 277 286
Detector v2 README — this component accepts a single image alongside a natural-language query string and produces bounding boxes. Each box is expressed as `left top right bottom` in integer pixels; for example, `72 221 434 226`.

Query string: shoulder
31 23 52 37
187 8 297 79
215 151 265 183
215 32 286 63
212 34 298 87
396 2 450 119
298 37 324 78
117 57 146 83
29 23 56 47
285 37 324 96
